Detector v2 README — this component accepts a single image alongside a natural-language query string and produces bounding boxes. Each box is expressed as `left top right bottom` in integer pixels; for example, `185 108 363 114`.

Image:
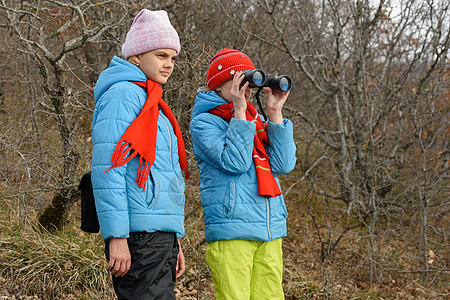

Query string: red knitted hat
207 49 256 90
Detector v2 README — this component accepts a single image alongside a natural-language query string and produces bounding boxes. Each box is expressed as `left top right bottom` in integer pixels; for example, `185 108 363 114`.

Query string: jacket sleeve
190 114 256 174
91 82 143 239
266 119 297 174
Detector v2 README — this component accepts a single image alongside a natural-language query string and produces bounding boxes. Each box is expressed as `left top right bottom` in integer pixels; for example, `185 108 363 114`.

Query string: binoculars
241 69 292 92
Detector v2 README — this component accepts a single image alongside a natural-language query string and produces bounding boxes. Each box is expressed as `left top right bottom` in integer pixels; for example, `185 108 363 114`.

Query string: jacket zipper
161 115 184 233
266 197 272 239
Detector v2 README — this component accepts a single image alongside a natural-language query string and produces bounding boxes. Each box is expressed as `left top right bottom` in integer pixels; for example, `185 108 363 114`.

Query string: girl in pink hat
91 9 189 299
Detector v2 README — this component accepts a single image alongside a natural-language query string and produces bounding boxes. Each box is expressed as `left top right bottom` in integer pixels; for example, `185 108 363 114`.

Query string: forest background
0 0 448 299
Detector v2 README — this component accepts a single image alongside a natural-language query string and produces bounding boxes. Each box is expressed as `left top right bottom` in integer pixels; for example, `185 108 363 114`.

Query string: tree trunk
38 187 80 231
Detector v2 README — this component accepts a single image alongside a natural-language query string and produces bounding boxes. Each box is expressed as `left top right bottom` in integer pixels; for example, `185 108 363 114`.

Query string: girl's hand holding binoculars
264 87 289 124
231 71 249 120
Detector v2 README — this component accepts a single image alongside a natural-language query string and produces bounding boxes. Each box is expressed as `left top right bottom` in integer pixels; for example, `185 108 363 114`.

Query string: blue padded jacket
92 56 185 240
190 90 296 243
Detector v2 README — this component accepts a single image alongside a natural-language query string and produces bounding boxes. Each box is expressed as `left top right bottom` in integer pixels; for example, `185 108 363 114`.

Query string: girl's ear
134 56 141 66
129 55 140 66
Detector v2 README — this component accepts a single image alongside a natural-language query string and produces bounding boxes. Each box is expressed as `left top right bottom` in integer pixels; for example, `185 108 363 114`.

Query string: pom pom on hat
122 9 180 59
207 49 256 90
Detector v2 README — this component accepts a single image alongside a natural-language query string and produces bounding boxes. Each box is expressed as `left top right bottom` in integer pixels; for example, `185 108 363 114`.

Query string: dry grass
0 201 114 299
0 171 448 299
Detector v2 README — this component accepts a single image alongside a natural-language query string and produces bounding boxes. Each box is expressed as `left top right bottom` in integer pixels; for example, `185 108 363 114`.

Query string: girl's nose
165 60 174 69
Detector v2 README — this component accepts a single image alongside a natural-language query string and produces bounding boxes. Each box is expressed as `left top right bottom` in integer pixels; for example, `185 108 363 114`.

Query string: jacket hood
94 56 147 102
191 89 228 119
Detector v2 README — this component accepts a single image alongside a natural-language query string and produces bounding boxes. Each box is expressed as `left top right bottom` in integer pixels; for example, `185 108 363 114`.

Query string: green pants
206 238 284 300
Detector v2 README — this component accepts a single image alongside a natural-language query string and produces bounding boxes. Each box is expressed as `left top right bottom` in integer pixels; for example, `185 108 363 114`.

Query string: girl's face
133 49 178 84
216 79 252 103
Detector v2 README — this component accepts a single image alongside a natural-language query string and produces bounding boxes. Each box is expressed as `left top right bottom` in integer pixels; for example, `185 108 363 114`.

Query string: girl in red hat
190 48 297 299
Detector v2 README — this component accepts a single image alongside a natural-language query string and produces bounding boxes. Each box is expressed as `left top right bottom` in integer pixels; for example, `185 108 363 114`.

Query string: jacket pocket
223 182 236 219
280 197 288 217
269 195 288 219
277 196 288 218
146 168 160 210
275 178 288 218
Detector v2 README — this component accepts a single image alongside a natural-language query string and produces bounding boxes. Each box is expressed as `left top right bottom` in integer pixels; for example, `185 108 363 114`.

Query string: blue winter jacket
190 90 296 243
92 56 186 240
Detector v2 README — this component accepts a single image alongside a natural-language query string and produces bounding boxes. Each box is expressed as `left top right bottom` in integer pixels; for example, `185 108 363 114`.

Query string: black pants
105 231 179 300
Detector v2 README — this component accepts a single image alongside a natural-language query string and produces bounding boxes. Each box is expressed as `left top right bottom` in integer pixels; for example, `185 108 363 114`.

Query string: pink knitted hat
122 9 180 59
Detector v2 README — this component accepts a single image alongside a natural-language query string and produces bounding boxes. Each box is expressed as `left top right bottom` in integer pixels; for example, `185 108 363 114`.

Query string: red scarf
106 80 190 190
208 102 282 197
